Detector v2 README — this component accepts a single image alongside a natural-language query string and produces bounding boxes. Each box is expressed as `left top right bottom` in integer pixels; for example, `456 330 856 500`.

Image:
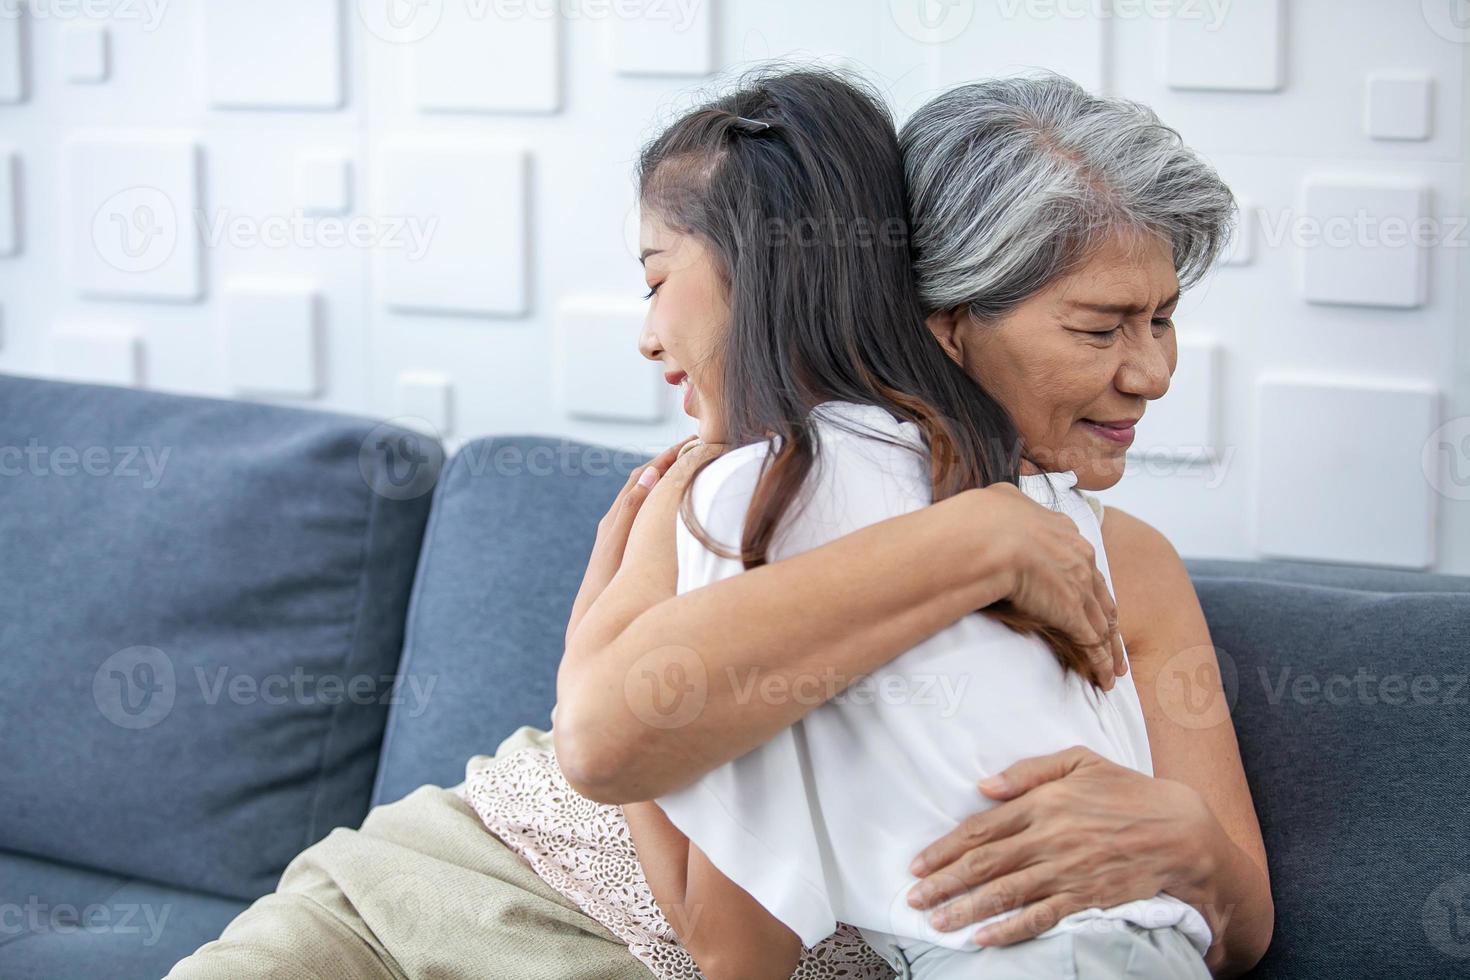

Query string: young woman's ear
924 308 968 365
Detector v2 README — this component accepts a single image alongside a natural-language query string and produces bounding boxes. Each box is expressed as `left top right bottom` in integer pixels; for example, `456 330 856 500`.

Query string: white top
657 401 1211 955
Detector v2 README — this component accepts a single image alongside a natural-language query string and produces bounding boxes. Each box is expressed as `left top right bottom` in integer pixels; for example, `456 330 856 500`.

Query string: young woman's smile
637 213 728 442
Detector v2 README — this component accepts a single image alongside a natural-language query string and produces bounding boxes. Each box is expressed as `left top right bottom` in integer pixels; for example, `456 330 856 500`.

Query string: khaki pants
167 739 653 980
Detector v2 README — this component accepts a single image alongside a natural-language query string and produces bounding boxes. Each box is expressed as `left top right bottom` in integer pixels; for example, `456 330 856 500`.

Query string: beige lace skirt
462 726 895 980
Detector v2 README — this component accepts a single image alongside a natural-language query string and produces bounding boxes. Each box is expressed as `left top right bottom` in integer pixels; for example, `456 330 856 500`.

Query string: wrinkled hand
966 482 1126 688
905 746 1216 946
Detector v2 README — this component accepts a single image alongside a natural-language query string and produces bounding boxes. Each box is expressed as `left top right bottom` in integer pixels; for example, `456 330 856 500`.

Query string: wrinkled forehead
1050 230 1181 311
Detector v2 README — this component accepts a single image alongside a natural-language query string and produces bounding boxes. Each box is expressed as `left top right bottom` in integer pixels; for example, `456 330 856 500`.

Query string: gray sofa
2 373 1466 979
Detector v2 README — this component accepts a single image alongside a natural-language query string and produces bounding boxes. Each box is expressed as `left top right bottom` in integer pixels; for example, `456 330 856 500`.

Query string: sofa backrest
0 374 437 901
381 433 1470 978
1187 558 1470 978
371 435 640 805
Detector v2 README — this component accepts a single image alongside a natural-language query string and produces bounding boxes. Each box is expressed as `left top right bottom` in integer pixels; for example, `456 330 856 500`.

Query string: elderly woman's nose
1117 335 1172 399
638 320 663 361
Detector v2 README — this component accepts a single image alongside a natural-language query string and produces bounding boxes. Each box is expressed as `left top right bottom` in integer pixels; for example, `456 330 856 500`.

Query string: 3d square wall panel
608 0 713 76
557 298 665 423
222 284 322 398
1255 377 1438 569
394 371 454 436
1221 201 1254 267
413 4 559 113
203 0 343 110
0 149 16 256
0 8 25 102
297 153 352 214
1365 73 1433 141
62 24 109 83
1299 176 1429 309
50 326 143 387
1128 339 1221 461
376 142 528 317
1165 0 1284 92
65 137 202 302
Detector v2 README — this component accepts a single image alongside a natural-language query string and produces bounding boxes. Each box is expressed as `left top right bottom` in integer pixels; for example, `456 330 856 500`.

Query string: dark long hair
639 67 1099 683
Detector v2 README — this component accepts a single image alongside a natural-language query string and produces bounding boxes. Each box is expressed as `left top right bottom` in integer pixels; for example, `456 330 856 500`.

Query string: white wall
0 0 1466 573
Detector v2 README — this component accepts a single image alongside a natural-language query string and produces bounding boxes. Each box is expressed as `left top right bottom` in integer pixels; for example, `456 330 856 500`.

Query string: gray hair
899 71 1236 319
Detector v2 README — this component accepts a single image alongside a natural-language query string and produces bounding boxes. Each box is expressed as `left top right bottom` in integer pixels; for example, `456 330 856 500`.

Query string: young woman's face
637 211 730 443
931 231 1180 492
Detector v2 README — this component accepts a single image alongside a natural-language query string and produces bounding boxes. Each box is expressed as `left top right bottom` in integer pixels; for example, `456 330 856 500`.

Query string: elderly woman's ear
925 307 970 366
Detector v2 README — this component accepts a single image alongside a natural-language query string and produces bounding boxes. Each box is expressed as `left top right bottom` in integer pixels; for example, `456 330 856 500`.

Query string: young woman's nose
637 319 663 362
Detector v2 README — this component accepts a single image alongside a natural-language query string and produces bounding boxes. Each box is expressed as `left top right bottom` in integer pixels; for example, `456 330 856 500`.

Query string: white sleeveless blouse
657 401 1211 956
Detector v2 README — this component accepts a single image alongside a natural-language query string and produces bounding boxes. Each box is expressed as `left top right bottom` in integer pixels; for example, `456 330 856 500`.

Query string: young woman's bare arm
555 463 1123 805
624 801 801 980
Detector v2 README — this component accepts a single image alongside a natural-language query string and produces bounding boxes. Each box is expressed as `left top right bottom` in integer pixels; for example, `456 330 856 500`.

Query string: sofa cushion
372 435 643 805
0 850 247 980
0 374 437 900
1185 560 1470 978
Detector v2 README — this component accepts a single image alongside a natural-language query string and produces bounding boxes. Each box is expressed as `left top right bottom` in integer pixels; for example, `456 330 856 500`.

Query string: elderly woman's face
930 231 1180 491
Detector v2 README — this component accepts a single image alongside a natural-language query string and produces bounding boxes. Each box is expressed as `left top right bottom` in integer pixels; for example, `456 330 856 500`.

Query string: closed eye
643 283 662 300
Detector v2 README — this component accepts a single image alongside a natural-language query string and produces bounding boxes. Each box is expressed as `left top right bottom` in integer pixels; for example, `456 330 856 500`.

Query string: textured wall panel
1165 0 1284 92
1299 176 1429 309
62 24 108 84
0 8 24 103
65 137 202 302
557 298 665 422
935 5 1107 95
376 141 528 317
608 0 713 76
414 4 559 113
1255 377 1438 568
1221 200 1254 267
0 148 16 257
1365 72 1433 141
297 152 352 215
50 326 143 387
1130 338 1221 462
222 284 322 398
394 370 454 436
203 0 343 110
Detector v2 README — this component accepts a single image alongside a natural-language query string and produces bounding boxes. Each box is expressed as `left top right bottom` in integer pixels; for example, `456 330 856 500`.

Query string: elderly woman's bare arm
1104 507 1272 975
904 510 1272 977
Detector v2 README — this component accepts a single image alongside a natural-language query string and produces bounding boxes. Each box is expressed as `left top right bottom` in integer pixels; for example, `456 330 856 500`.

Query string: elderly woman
557 73 1272 977
171 71 1269 980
